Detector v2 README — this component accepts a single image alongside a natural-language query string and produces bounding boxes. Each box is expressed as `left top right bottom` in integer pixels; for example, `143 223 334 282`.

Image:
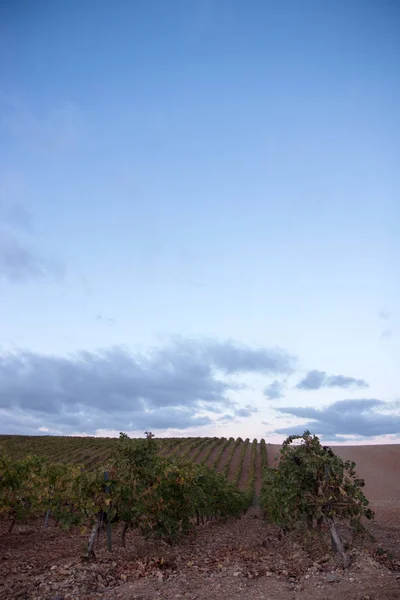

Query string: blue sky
0 0 399 442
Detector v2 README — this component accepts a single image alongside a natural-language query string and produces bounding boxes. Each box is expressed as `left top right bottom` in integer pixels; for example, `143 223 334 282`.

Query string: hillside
1 435 400 600
0 435 263 494
1 434 400 509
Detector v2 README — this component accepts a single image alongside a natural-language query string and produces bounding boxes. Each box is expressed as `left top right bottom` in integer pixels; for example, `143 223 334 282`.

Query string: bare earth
1 445 399 600
254 442 263 498
239 442 253 490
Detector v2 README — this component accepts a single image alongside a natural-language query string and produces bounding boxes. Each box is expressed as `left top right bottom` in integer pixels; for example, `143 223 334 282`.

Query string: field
0 435 399 600
0 435 265 496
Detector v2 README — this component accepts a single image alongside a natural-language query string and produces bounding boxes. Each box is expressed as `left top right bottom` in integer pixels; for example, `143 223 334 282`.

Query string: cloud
296 370 368 390
0 339 290 435
378 309 394 339
235 404 258 418
380 329 393 339
216 414 235 423
0 170 33 233
296 370 326 390
264 380 285 400
0 173 65 283
0 200 33 232
0 407 211 437
1 93 80 155
0 231 64 282
325 374 369 388
273 398 400 439
96 314 116 324
171 338 296 375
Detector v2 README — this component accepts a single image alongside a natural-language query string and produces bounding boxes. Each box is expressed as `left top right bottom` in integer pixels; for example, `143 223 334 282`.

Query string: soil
227 443 243 481
238 443 253 490
172 439 194 459
195 440 218 464
268 444 281 468
254 442 263 498
1 445 399 600
188 441 209 462
215 440 234 473
205 441 225 469
334 445 400 506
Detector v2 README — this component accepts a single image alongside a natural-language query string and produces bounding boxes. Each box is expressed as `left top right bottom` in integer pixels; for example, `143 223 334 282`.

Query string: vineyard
0 433 267 494
0 434 266 553
1 434 399 600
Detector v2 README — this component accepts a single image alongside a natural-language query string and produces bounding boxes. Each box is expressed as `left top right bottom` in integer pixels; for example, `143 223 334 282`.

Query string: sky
0 0 399 443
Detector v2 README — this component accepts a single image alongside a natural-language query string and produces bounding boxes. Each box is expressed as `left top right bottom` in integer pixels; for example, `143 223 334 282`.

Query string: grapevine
163 437 187 459
260 438 268 468
245 438 258 503
223 437 242 478
233 438 249 487
190 437 213 462
176 438 200 460
0 433 248 555
209 437 232 470
199 437 222 466
260 431 374 567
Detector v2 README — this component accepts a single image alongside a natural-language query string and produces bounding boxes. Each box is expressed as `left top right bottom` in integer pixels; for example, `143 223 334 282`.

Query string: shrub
260 431 374 567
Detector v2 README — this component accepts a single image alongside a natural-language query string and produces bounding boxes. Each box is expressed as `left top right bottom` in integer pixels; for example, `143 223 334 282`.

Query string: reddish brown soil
206 440 225 469
267 443 281 468
268 444 400 515
216 440 235 473
334 445 400 505
187 441 207 461
335 445 400 539
196 439 219 464
2 502 399 600
1 444 400 600
172 438 194 458
254 442 263 499
238 442 253 490
227 443 243 481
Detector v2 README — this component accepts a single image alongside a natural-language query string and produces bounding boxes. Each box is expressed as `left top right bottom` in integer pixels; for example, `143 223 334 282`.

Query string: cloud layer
273 399 400 439
0 231 63 282
264 380 285 400
0 339 294 435
0 189 64 282
378 309 394 340
296 370 369 391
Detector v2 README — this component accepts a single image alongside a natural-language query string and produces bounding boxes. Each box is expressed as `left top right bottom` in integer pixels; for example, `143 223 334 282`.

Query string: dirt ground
1 445 399 600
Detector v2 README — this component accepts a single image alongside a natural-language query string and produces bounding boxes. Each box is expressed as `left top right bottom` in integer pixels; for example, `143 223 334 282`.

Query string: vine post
44 508 51 528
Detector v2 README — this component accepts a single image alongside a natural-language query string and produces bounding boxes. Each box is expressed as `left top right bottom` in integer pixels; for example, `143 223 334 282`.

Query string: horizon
0 1 399 444
1 430 400 448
